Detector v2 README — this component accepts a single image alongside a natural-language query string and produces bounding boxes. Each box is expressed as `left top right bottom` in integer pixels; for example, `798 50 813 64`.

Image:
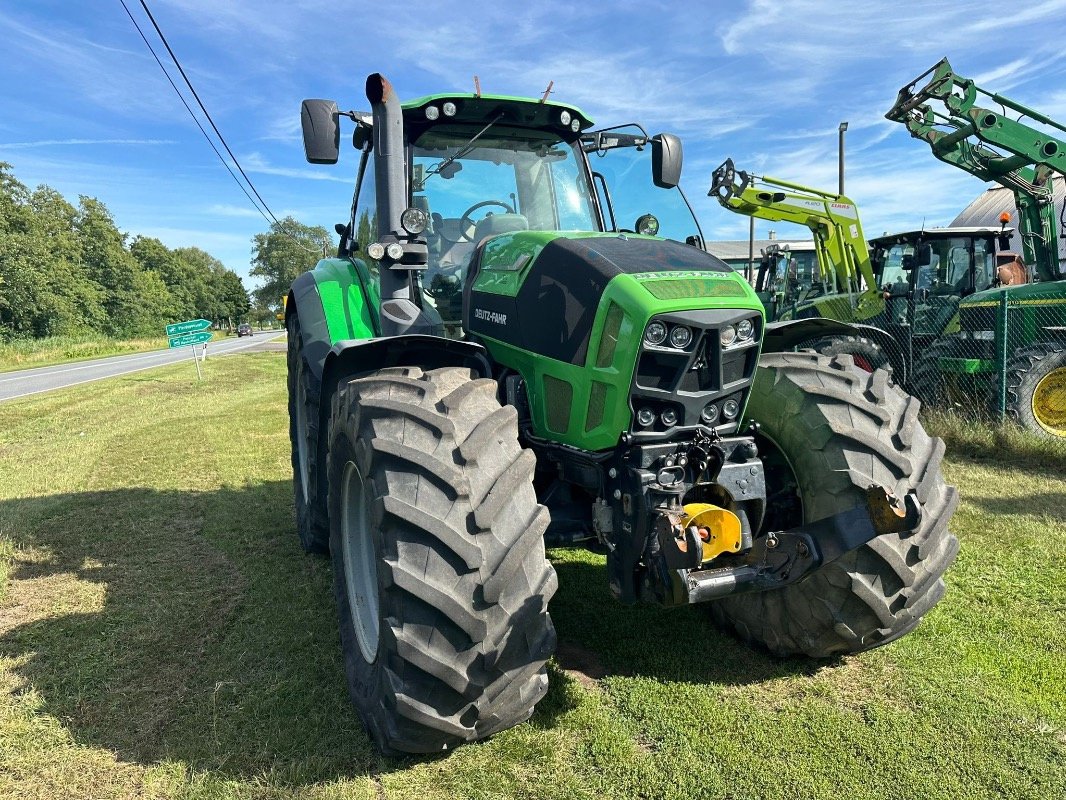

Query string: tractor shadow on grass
0 482 398 783
545 555 823 690
0 482 819 786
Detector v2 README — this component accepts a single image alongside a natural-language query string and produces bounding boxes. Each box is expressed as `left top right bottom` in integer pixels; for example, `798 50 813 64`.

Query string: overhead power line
119 0 327 255
134 0 281 224
117 0 271 224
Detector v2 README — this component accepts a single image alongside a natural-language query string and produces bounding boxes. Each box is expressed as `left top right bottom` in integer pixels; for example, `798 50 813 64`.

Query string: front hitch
664 486 921 604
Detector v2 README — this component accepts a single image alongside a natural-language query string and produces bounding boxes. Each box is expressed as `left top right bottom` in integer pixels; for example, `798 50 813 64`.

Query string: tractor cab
871 226 1006 336
334 91 703 331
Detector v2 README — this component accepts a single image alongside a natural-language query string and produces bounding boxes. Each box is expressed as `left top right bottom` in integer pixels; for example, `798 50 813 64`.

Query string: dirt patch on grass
553 640 611 691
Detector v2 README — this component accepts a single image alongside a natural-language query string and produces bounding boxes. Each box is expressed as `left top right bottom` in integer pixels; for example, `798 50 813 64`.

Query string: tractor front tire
327 366 557 754
287 312 329 554
711 352 960 658
1005 341 1066 438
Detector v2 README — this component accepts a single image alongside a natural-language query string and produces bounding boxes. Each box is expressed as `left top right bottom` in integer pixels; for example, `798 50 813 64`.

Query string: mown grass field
0 354 1063 800
0 331 243 373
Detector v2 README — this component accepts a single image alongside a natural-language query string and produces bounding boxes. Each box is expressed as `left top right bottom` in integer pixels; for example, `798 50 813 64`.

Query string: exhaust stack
365 73 440 337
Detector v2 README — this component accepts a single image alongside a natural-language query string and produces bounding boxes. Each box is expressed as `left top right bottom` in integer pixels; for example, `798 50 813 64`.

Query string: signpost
166 318 211 337
168 331 213 348
166 319 213 380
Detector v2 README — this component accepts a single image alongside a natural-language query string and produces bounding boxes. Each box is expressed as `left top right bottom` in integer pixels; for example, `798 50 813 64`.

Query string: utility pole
838 121 849 196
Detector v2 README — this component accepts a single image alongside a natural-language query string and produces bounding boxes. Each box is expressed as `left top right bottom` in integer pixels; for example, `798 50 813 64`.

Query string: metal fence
870 287 1066 442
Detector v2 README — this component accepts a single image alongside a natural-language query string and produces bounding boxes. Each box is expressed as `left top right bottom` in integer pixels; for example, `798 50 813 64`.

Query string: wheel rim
1031 366 1066 436
295 363 310 504
341 461 380 663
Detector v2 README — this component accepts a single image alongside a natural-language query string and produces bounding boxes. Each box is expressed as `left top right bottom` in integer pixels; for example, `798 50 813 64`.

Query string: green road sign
166 318 211 336
168 331 214 348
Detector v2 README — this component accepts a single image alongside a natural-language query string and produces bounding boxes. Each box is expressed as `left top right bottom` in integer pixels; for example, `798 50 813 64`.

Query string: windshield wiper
424 112 505 181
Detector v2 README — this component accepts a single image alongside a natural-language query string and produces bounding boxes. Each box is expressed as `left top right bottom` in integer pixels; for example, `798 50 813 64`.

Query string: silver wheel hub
341 461 379 663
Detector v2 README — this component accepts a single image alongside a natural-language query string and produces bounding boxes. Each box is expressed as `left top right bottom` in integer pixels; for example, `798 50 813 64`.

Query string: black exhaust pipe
365 73 440 337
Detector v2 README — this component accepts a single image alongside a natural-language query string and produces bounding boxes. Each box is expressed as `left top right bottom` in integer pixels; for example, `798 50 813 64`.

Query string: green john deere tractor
286 73 959 755
886 58 1066 437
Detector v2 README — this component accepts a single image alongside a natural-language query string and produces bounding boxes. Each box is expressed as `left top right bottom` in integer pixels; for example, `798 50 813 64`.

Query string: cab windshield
411 127 598 274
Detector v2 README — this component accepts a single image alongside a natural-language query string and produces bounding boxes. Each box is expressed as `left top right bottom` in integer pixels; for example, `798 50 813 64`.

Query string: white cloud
0 138 177 149
206 203 262 218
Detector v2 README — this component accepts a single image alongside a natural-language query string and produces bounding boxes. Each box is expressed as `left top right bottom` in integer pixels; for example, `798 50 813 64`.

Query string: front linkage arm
657 486 921 605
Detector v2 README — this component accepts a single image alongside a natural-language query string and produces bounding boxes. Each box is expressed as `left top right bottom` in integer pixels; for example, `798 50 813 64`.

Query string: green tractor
286 73 959 755
886 58 1066 436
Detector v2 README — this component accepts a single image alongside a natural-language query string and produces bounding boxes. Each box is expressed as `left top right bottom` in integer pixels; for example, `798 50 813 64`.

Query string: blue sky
4 0 1066 287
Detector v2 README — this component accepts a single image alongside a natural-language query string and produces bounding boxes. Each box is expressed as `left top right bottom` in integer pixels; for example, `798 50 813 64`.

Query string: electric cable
117 0 272 224
136 0 279 224
121 0 327 255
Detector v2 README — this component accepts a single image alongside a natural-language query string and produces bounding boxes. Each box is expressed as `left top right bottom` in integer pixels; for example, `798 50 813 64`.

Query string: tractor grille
630 309 760 439
543 374 573 434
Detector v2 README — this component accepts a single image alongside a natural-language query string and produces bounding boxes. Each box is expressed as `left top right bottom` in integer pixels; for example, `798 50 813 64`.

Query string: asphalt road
0 333 286 403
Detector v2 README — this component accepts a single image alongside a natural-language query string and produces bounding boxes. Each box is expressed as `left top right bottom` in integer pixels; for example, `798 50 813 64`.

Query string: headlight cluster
558 109 581 132
635 405 681 429
644 321 693 349
699 396 741 426
366 242 405 261
423 102 458 121
720 317 756 347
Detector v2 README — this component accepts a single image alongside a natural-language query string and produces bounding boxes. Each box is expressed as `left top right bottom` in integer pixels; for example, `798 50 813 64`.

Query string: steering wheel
458 200 515 241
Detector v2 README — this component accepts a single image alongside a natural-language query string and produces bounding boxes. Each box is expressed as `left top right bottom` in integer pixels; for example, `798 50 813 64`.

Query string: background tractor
886 57 1066 437
285 73 959 755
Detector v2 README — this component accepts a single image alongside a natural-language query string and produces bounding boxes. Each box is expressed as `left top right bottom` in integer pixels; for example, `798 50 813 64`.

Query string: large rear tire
710 352 960 658
327 366 557 754
1005 341 1066 438
287 313 330 554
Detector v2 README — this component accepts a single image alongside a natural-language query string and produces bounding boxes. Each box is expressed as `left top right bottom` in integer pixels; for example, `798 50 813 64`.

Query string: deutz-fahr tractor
285 73 959 755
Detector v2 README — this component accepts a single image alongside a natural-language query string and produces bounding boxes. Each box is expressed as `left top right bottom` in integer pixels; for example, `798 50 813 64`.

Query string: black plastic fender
285 271 334 381
320 335 492 398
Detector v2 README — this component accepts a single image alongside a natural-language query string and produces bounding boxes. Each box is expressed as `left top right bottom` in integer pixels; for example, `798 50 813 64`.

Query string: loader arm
710 159 875 296
887 57 1066 283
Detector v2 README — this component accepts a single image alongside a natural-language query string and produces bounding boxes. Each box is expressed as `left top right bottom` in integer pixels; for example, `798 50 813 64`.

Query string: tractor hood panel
468 232 743 367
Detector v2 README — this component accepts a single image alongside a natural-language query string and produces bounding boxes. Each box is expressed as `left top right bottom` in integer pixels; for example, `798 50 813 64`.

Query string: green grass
0 331 232 373
0 355 1063 799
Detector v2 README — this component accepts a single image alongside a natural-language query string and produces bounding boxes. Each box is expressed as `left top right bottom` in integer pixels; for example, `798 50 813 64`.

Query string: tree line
0 162 250 340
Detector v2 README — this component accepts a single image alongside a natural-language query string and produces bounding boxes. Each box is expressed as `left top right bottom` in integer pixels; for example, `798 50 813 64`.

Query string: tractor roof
870 226 1013 244
402 93 594 136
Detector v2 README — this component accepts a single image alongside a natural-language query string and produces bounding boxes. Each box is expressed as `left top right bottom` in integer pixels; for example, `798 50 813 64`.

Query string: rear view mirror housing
652 133 682 188
301 99 340 164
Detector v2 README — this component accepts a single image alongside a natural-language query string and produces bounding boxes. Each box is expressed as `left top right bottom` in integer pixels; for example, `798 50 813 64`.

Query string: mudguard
321 335 492 397
286 258 381 380
764 318 865 352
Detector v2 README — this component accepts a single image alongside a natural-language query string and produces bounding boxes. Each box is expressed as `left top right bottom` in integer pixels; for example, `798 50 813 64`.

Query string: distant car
237 323 253 337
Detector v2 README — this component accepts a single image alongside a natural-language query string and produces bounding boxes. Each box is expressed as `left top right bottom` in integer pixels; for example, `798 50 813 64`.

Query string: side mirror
917 243 933 268
301 99 340 164
651 133 683 189
901 254 916 271
998 233 1012 250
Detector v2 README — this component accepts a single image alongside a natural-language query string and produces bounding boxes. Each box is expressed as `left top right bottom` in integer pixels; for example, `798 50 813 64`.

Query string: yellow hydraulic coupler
667 503 743 565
